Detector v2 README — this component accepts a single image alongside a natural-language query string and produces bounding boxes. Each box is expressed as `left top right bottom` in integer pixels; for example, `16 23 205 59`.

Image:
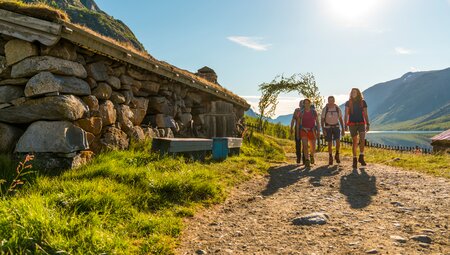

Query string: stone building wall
0 36 247 169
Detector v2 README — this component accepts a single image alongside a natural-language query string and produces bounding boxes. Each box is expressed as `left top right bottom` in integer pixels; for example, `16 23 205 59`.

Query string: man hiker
296 98 320 168
344 88 370 168
290 100 304 164
321 96 345 165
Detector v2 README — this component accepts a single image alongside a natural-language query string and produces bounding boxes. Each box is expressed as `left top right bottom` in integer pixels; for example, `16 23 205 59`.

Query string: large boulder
11 56 87 78
0 95 88 124
5 39 39 66
106 76 121 90
81 95 99 112
130 97 149 125
116 104 134 132
15 121 88 153
25 72 91 97
0 86 24 103
98 100 116 127
92 82 112 100
141 81 160 95
40 40 78 61
0 123 24 153
100 126 129 151
127 68 159 81
75 117 103 135
0 78 28 86
86 61 109 81
148 96 170 114
110 91 126 104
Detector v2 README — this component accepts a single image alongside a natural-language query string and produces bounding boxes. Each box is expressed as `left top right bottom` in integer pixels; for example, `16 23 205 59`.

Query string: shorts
301 129 315 140
324 126 340 141
349 124 365 137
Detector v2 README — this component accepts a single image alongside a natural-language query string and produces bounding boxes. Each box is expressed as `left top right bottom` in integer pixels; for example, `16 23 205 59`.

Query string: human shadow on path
339 168 377 209
261 164 340 196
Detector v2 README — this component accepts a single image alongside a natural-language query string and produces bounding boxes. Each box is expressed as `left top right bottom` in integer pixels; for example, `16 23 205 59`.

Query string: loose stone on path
292 212 328 226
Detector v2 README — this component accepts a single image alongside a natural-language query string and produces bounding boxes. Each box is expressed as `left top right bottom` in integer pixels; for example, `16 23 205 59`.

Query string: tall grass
0 135 282 254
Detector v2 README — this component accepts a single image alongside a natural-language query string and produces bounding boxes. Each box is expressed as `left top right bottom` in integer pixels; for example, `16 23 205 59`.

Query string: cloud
395 47 413 55
227 36 271 51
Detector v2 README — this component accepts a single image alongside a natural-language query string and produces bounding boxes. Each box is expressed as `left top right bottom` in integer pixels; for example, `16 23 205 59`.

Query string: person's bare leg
359 131 366 154
352 135 358 157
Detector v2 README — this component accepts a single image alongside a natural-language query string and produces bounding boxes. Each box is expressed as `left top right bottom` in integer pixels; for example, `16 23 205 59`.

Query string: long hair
348 88 364 114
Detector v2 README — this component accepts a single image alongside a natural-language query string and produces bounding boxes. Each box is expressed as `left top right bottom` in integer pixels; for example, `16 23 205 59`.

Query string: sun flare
325 0 380 23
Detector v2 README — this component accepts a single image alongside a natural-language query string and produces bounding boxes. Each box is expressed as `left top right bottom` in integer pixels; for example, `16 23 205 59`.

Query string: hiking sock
329 154 333 165
358 154 367 166
352 157 357 168
335 152 341 163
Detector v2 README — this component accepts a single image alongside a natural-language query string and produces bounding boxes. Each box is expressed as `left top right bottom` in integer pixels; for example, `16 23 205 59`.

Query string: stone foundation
0 36 247 170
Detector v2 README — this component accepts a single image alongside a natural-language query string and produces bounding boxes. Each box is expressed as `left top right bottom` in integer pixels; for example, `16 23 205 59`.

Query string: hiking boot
335 152 341 164
296 157 301 164
305 159 311 168
310 155 315 165
358 154 367 166
329 154 333 165
352 157 357 168
302 154 306 165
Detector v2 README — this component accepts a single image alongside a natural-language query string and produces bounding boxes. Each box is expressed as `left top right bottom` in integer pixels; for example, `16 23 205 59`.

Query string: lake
363 131 441 150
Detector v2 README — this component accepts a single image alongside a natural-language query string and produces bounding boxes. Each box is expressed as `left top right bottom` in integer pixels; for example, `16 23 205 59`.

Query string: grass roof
0 0 69 22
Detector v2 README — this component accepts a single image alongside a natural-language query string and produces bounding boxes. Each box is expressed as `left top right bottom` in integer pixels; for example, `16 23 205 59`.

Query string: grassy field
0 133 283 254
0 133 448 254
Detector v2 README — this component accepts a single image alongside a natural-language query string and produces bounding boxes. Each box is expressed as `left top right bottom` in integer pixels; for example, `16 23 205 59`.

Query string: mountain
365 68 450 130
246 68 450 130
20 0 146 52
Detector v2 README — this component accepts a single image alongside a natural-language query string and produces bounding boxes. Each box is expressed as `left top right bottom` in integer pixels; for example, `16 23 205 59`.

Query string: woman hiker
290 100 304 164
296 98 320 168
321 96 345 165
344 88 370 168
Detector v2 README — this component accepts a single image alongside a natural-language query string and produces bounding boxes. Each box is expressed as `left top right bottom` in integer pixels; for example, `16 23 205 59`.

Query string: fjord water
364 131 441 150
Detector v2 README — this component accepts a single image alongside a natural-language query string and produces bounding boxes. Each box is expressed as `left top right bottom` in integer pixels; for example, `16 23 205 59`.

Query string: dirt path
177 153 450 255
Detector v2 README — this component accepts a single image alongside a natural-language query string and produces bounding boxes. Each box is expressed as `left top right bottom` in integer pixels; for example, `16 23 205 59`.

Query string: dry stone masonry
0 13 248 170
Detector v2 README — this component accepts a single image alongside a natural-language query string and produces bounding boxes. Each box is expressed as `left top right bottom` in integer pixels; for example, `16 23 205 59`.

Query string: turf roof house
0 7 249 169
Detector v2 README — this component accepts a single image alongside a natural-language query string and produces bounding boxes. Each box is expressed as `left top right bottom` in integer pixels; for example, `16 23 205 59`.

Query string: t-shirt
321 104 342 126
300 110 316 129
345 99 367 123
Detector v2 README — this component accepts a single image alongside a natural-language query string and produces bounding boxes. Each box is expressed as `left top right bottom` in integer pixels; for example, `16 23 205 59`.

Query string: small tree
257 73 324 132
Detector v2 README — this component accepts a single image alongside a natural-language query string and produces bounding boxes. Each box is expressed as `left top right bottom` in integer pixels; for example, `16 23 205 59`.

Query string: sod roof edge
0 8 250 109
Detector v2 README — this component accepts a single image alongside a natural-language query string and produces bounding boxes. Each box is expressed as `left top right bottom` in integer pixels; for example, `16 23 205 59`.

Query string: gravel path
177 153 450 255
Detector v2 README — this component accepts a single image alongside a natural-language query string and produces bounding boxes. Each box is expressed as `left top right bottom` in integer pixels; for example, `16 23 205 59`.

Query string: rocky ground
177 153 450 255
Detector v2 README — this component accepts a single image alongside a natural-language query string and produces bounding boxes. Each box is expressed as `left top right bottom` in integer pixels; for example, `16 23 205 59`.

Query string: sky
95 0 450 117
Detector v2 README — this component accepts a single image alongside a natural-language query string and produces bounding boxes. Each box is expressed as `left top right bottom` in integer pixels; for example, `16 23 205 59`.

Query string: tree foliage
257 73 324 131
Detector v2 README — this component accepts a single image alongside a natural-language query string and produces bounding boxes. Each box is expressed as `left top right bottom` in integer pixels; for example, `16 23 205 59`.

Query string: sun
325 0 380 23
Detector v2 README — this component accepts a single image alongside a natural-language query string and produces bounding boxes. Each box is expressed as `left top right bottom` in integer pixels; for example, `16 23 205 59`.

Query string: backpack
297 104 318 129
324 104 341 125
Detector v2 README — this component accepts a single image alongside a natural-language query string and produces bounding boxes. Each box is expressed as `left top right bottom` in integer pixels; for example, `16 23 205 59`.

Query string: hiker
290 100 304 164
344 88 370 168
321 96 345 165
296 98 320 168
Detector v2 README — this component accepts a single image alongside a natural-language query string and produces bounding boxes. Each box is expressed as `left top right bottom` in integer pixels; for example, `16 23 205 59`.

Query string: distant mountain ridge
21 0 146 52
246 68 450 130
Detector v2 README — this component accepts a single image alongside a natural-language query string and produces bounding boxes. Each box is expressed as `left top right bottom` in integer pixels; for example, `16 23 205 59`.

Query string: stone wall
0 36 246 169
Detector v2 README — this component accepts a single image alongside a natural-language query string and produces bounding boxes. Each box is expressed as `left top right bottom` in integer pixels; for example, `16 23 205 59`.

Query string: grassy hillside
18 0 146 52
0 134 284 254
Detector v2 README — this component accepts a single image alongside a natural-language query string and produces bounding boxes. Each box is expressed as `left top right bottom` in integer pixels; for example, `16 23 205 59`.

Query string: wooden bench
212 137 243 160
151 138 213 161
